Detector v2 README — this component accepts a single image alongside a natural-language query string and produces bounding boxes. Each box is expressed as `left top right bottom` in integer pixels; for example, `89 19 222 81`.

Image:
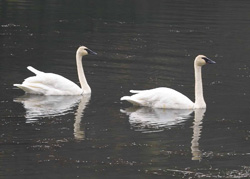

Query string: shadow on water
14 94 91 140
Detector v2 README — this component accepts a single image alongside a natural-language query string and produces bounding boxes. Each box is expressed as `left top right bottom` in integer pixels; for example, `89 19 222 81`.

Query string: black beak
86 49 97 55
202 57 216 64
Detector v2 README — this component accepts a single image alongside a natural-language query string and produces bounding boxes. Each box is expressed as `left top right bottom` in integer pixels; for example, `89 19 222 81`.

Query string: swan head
195 55 216 67
77 46 97 56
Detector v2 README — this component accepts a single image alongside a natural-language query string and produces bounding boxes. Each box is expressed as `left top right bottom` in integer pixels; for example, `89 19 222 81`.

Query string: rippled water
1 0 250 178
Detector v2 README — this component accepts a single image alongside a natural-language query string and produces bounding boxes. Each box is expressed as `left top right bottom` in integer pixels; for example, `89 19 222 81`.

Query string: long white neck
194 64 206 108
76 53 91 94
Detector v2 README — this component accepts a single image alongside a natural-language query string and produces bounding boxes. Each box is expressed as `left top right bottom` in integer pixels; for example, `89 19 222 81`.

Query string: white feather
14 46 97 95
121 87 194 109
121 55 215 109
14 69 83 95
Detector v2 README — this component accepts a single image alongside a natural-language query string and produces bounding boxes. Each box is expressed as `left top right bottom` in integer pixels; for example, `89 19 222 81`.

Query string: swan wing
27 66 44 75
14 84 42 94
129 90 147 94
121 87 194 109
14 73 83 95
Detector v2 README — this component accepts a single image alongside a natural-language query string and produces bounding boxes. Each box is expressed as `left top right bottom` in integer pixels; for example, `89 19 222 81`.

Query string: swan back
15 71 83 95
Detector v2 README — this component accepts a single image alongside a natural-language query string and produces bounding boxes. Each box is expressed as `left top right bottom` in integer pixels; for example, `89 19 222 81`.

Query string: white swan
120 55 216 109
14 46 97 95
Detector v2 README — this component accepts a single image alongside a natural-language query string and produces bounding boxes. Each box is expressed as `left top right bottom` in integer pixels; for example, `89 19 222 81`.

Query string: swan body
121 55 216 109
14 46 97 95
121 87 194 109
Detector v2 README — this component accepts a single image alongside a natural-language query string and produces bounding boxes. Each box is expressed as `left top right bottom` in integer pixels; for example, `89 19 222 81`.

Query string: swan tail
13 84 43 95
27 66 44 75
120 109 127 114
120 96 142 106
130 90 146 94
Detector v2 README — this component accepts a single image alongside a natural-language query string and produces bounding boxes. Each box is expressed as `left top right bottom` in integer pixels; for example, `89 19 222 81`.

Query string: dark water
1 0 250 178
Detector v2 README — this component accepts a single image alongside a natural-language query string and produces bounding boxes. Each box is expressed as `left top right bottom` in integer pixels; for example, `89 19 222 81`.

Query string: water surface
1 0 250 178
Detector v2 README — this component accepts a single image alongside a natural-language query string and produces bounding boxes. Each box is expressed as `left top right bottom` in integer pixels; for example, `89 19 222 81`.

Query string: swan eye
85 48 97 55
202 57 209 62
85 49 90 53
202 57 216 64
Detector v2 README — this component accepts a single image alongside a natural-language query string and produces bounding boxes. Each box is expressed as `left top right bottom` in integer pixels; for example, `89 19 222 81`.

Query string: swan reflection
121 107 193 132
121 107 206 160
73 95 91 140
191 109 206 161
14 94 91 140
